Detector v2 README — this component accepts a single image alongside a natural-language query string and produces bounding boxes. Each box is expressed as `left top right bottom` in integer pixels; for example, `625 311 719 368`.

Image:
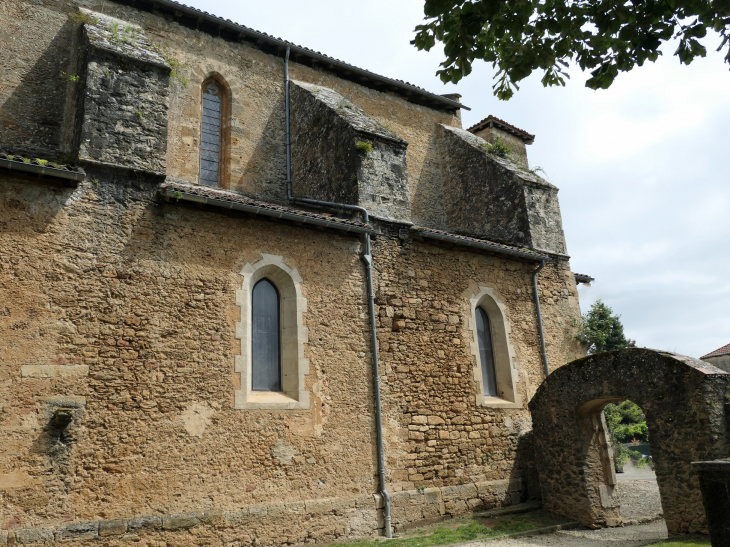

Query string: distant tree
412 0 730 99
574 300 645 468
576 300 636 354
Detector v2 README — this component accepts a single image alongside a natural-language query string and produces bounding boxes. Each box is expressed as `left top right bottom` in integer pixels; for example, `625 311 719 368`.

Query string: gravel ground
616 479 663 524
470 520 668 547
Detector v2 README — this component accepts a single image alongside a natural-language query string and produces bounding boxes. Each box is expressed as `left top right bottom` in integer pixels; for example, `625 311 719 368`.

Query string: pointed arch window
200 81 223 187
468 286 521 408
476 306 498 397
251 278 281 392
235 256 310 410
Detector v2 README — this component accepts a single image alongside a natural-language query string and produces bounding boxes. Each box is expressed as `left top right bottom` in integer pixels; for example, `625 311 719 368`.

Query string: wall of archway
529 348 730 535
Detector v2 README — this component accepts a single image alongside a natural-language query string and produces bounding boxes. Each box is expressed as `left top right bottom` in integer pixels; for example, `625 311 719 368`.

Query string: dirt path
469 520 668 547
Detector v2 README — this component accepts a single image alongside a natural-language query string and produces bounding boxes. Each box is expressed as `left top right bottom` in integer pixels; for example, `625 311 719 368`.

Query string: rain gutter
161 187 372 235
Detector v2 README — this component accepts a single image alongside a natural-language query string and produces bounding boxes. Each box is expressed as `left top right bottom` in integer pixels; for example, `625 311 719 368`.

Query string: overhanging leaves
412 0 730 98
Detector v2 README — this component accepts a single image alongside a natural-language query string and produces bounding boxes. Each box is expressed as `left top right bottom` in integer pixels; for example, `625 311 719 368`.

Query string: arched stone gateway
529 348 730 535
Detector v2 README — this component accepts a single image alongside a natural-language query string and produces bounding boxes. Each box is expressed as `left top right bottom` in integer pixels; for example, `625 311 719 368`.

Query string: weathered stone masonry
1 0 585 544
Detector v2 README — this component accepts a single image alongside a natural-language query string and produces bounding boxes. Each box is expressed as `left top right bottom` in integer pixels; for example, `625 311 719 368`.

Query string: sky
181 0 730 359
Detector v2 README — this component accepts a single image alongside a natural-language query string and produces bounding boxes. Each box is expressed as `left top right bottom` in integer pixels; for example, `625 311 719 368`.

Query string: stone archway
529 348 730 535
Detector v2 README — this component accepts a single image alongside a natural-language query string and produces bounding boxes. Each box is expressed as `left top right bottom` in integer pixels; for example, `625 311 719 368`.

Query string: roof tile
467 115 535 144
159 182 368 228
701 343 730 360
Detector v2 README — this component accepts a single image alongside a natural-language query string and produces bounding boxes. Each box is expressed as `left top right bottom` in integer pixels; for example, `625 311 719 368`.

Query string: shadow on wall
0 16 77 159
0 175 75 236
240 100 287 202
409 127 447 230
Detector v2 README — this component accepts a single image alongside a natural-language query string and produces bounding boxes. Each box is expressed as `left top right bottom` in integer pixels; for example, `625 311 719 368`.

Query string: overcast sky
182 0 730 359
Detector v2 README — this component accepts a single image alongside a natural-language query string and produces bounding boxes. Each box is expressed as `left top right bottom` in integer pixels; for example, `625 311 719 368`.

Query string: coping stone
127 515 162 530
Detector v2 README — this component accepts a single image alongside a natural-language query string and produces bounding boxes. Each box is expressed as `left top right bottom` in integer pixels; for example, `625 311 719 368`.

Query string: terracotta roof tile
701 343 730 360
412 226 549 260
159 181 369 230
467 115 535 144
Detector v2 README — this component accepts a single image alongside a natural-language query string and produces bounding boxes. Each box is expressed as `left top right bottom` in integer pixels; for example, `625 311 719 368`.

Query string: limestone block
438 124 567 254
162 512 200 530
20 365 89 378
14 529 54 545
76 10 170 174
55 521 99 541
127 516 161 530
99 520 127 537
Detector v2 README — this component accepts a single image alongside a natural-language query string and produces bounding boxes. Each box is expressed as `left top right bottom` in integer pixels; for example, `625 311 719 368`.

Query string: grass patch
325 510 571 547
648 538 711 547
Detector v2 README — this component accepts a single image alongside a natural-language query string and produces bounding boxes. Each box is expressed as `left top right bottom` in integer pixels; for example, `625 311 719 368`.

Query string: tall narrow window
200 82 222 187
252 278 281 392
476 306 498 397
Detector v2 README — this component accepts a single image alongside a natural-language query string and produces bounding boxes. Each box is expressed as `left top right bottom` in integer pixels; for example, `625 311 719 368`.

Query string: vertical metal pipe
284 47 292 199
532 260 550 378
361 232 393 539
282 48 392 538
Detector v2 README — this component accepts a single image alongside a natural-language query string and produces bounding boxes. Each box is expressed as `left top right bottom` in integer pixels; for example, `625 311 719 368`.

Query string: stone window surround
235 254 310 409
199 72 231 189
467 286 522 409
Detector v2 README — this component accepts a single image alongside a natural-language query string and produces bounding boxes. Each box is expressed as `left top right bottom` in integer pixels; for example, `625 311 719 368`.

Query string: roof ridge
467 115 535 144
112 0 468 112
701 342 730 359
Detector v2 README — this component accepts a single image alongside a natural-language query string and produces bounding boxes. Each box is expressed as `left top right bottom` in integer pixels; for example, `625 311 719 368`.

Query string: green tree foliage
412 0 730 99
576 300 635 354
604 401 649 443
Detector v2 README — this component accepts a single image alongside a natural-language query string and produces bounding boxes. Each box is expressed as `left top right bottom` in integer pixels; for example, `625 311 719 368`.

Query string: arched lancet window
200 81 223 187
252 278 281 392
475 306 498 397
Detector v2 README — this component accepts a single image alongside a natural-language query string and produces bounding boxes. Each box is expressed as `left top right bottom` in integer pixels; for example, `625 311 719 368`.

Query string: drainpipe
532 260 550 378
283 47 393 539
285 47 292 199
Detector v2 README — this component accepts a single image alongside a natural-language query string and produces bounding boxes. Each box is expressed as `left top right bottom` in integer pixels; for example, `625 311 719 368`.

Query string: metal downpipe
532 260 550 378
283 47 393 539
285 47 292 199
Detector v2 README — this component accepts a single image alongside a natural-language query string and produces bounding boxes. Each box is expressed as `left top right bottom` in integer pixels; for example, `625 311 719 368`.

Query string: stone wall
529 349 730 535
470 126 529 170
289 81 410 222
0 478 528 546
438 125 567 255
703 353 730 372
0 167 583 541
76 10 170 174
370 230 582 494
1 0 587 544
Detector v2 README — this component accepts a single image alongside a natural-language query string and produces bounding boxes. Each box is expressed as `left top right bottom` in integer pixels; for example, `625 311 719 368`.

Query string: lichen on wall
290 81 410 222
438 124 567 255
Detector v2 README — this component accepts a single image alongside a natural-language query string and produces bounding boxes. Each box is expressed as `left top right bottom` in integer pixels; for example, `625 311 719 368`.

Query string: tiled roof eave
159 182 372 234
701 343 730 360
467 116 535 144
411 226 550 262
113 0 469 113
0 157 85 183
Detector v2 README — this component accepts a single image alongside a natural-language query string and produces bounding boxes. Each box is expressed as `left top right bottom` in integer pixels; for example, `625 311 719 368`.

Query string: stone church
0 0 587 544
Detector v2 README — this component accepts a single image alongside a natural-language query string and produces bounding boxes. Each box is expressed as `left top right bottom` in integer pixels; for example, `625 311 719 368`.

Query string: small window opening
200 82 222 187
251 278 281 391
476 306 498 397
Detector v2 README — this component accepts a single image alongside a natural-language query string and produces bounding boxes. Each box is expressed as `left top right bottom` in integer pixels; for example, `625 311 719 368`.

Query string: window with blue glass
475 306 498 397
200 81 222 187
251 278 281 392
